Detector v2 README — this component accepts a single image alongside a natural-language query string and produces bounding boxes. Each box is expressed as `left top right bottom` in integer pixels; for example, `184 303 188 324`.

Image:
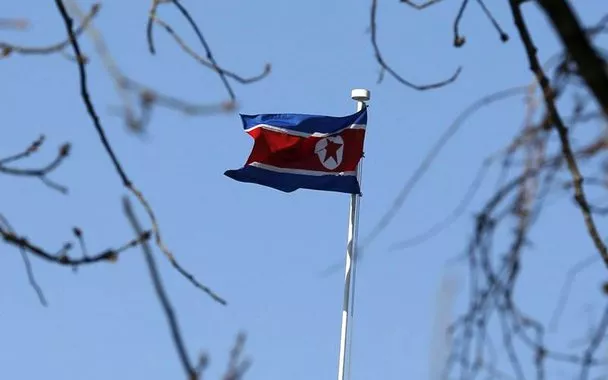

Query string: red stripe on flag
245 128 365 173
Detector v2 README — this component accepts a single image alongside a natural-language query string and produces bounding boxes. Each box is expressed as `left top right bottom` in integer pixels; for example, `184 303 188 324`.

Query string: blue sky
1 0 607 379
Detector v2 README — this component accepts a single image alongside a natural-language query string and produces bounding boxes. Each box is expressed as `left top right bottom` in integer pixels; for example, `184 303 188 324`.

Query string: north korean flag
224 107 367 194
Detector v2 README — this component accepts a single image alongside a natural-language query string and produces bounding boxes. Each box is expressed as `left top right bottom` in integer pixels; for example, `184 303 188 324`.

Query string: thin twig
123 196 196 380
0 135 45 165
475 0 509 42
579 304 608 379
371 0 462 90
0 214 47 306
0 4 99 57
152 17 271 84
400 0 445 10
453 0 470 47
388 158 492 251
223 332 251 380
549 254 599 332
0 136 70 193
0 223 151 267
170 0 236 101
0 144 70 177
146 0 167 54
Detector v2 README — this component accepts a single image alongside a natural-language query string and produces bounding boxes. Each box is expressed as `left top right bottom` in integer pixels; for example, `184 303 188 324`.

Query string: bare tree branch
67 0 240 132
400 0 445 10
0 221 151 267
146 0 168 54
53 0 227 305
151 17 271 85
169 0 237 101
579 304 608 379
123 196 195 379
536 0 608 117
124 196 250 380
146 0 270 102
0 3 99 58
388 158 492 251
453 0 471 47
0 214 47 306
0 135 70 193
371 0 462 90
475 0 509 43
549 254 599 332
509 0 608 269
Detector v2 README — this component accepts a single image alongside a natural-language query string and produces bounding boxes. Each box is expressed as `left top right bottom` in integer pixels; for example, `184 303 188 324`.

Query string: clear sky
1 1 607 379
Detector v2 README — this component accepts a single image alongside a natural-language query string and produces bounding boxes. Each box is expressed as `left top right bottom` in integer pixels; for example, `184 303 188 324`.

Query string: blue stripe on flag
240 107 367 135
224 165 361 194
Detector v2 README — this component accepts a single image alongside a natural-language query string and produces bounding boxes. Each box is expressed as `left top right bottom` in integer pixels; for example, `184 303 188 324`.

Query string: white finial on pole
351 89 371 105
337 88 370 380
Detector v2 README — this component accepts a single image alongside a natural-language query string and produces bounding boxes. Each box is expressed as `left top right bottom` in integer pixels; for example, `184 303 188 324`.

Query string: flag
224 107 367 194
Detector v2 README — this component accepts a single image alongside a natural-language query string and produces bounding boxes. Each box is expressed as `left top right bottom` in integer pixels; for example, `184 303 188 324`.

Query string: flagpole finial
351 89 370 102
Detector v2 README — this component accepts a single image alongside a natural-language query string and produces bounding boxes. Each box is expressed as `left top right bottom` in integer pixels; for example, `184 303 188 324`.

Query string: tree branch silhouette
151 17 271 85
123 196 250 380
0 135 70 193
54 0 227 305
509 0 608 268
0 3 98 58
2 0 273 376
0 214 47 306
145 0 271 105
537 0 608 117
370 0 462 90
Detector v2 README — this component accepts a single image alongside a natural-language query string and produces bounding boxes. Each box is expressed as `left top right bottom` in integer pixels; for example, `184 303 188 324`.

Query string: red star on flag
323 139 342 164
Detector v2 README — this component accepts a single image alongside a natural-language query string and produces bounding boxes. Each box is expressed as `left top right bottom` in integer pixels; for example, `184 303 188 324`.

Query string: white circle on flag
315 136 344 170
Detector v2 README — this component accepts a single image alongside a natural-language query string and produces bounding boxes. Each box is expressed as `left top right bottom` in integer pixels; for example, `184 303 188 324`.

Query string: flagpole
337 88 370 380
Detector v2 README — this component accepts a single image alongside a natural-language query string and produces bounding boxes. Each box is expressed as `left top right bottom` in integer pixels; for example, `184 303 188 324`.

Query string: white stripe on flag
249 162 357 177
244 123 366 138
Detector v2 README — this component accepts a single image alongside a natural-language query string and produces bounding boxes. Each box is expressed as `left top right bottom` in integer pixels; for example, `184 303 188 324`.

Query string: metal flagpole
337 88 370 380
